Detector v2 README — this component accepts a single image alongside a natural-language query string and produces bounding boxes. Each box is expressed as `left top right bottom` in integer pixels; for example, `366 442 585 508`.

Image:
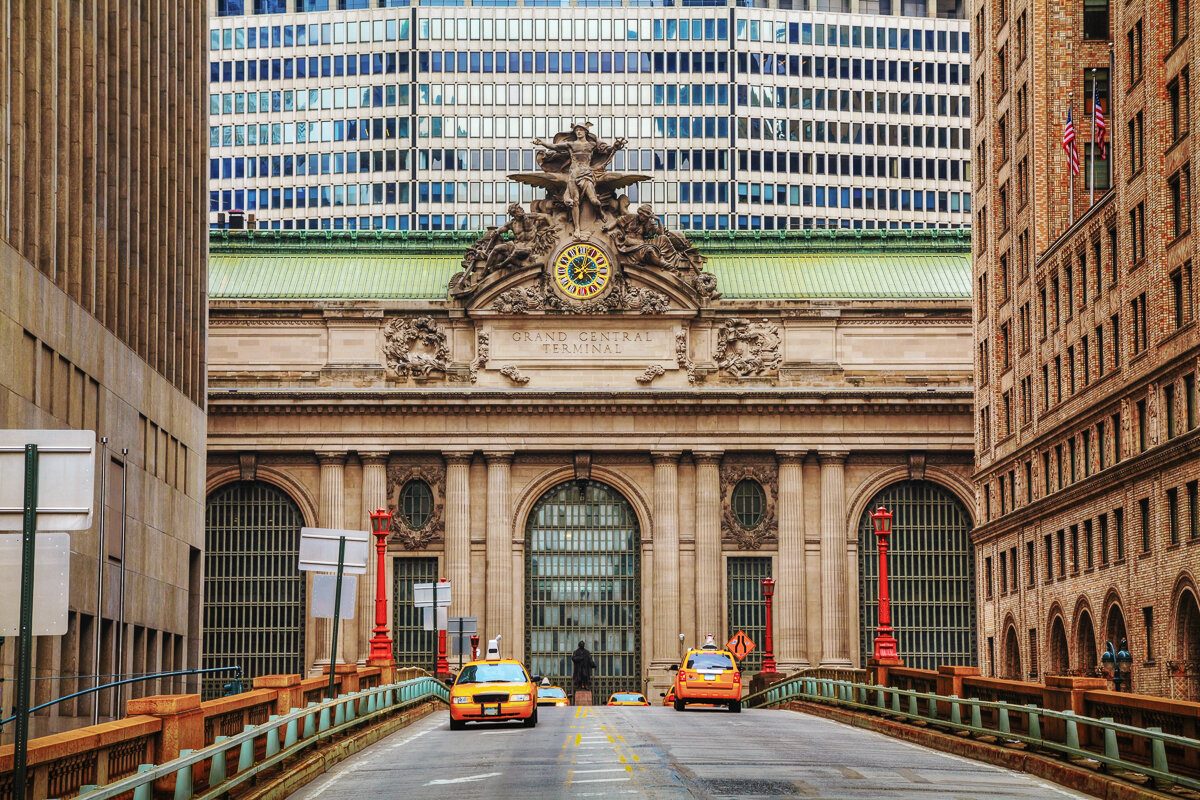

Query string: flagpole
1069 103 1075 225
1090 70 1097 207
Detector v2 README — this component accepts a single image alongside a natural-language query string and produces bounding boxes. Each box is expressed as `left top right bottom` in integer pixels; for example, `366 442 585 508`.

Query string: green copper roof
208 229 971 302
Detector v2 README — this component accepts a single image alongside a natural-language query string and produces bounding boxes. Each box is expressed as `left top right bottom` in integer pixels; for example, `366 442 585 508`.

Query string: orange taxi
448 647 538 729
669 636 743 712
536 684 570 707
607 692 650 706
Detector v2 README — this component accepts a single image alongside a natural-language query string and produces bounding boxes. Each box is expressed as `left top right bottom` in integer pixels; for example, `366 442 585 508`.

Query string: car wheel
450 719 466 731
673 698 685 712
523 709 539 727
729 700 742 713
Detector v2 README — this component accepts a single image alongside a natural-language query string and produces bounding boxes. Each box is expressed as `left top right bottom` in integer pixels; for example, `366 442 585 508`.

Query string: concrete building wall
0 0 208 736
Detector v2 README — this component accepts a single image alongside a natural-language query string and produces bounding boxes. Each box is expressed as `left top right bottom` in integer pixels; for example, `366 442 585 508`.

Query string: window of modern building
1084 0 1110 39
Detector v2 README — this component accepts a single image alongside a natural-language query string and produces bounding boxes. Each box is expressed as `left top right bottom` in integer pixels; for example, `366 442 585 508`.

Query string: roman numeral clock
552 243 614 301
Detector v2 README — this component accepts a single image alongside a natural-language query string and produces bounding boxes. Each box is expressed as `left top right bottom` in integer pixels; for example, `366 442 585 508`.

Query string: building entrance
525 480 641 701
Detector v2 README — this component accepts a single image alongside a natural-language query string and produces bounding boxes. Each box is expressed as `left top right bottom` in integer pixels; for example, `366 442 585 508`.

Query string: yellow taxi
669 635 743 712
448 643 538 730
536 684 570 707
607 692 650 706
661 685 676 706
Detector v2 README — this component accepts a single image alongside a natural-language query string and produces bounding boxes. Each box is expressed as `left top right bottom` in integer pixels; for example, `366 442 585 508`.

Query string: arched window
1076 610 1098 674
1003 625 1022 680
1175 588 1200 700
731 479 766 529
1048 616 1070 675
203 481 305 698
399 479 434 529
858 480 976 670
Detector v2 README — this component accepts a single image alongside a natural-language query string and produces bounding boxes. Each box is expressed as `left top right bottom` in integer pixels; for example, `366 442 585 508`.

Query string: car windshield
455 663 528 684
541 688 566 698
686 653 735 670
612 693 645 702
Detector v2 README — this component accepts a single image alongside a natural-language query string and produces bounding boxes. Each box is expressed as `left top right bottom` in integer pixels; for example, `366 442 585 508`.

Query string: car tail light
733 672 741 683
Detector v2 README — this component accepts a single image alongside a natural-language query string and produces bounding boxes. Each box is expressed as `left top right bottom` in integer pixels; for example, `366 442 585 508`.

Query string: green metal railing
745 676 1200 791
74 676 448 800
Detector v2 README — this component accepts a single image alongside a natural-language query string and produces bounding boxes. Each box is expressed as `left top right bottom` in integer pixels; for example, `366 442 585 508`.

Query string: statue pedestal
572 689 594 707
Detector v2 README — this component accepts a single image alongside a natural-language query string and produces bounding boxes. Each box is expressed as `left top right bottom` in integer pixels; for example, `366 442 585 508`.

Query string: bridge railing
745 674 1200 792
77 676 446 800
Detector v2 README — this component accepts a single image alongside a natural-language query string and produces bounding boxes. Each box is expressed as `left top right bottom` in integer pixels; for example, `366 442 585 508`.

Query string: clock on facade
552 243 613 300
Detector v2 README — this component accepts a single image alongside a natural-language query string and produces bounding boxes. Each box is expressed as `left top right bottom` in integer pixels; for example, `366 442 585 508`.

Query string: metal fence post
969 700 982 731
238 725 256 772
285 712 299 747
1026 705 1042 742
209 737 229 786
1101 717 1120 762
1147 728 1172 787
173 749 194 800
998 705 1011 736
1063 711 1080 751
949 695 961 726
132 765 156 800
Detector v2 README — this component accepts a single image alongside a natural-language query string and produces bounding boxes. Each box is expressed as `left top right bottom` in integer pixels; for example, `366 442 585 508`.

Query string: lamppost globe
870 505 893 536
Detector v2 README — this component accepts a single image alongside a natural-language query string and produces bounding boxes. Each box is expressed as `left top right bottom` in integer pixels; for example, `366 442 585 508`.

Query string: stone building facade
204 215 978 697
972 0 1200 697
0 2 208 735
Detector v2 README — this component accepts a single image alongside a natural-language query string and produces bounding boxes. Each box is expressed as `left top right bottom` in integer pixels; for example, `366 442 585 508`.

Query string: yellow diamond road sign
726 630 756 661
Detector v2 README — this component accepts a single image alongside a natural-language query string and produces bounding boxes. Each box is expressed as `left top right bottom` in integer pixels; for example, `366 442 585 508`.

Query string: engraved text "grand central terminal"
511 330 656 355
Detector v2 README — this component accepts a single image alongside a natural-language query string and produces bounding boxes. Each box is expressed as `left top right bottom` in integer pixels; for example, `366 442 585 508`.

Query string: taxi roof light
701 633 718 650
485 635 502 661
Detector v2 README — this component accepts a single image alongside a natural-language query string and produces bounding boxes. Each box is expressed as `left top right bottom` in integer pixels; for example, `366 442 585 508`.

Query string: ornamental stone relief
387 463 446 550
720 460 779 550
382 316 451 379
715 318 783 378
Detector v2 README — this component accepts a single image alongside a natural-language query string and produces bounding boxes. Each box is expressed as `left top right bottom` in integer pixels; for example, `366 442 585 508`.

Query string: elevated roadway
290 705 1089 799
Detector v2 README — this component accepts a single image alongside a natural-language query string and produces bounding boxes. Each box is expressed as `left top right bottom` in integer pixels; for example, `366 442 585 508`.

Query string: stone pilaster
776 451 809 670
652 452 682 665
444 452 473 617
316 452 348 667
358 452 390 664
819 451 851 666
693 451 723 643
484 452 514 652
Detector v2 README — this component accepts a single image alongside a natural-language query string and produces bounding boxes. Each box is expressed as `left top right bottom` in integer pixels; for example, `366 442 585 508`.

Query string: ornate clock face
552 243 613 300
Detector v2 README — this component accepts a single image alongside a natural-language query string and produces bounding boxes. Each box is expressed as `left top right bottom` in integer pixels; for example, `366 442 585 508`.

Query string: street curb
234 700 441 800
779 701 1171 800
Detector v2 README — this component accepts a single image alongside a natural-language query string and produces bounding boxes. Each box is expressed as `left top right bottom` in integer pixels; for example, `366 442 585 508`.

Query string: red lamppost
870 505 899 662
435 579 451 676
367 508 394 664
760 578 778 673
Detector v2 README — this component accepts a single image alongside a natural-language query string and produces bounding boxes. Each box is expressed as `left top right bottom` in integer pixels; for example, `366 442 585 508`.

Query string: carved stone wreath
469 331 490 383
382 316 451 378
493 279 669 316
715 318 783 378
720 463 778 550
387 464 446 550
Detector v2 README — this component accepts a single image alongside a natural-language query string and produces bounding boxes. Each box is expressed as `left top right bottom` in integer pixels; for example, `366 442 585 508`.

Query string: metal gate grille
203 482 305 699
392 557 439 670
727 557 772 671
858 480 976 670
526 480 641 703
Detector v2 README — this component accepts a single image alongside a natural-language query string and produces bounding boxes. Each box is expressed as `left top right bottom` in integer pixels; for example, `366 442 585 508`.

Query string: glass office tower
208 0 970 232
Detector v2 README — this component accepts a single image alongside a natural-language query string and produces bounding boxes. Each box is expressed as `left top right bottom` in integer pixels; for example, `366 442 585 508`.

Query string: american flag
1094 97 1107 160
1063 107 1080 176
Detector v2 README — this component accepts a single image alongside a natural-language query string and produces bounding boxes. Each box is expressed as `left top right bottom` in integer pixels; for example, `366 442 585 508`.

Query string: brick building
972 0 1200 696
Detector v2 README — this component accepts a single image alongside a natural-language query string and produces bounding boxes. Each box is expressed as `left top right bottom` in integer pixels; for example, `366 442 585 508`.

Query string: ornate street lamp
870 505 899 662
760 578 777 674
367 508 394 663
1101 639 1133 692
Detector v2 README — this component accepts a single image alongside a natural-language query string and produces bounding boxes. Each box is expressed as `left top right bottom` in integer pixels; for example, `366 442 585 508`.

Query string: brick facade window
1168 487 1181 545
1098 419 1108 469
1169 68 1190 144
1186 374 1197 428
1111 411 1122 463
1139 497 1151 552
1111 313 1122 368
1131 293 1148 354
1096 324 1106 376
1026 540 1036 585
1130 202 1146 264
1171 0 1189 46
1085 520 1095 569
1166 382 1178 439
1043 533 1054 581
1084 0 1110 39
1188 480 1199 538
1100 513 1110 564
1057 529 1067 577
1171 263 1193 328
1170 165 1192 241
999 550 1008 592
985 555 994 598
1137 398 1148 451
1128 111 1144 175
1127 20 1143 84
1115 507 1125 559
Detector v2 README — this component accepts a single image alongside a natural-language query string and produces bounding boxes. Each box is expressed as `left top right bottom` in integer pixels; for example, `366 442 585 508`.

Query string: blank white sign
299 527 370 574
311 574 358 619
0 533 71 636
0 430 95 531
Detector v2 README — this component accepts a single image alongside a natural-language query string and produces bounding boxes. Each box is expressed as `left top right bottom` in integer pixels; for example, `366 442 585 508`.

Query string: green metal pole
327 536 347 701
14 444 39 800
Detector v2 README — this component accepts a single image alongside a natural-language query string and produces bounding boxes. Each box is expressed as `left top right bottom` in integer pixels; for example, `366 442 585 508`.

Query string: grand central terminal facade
203 129 977 698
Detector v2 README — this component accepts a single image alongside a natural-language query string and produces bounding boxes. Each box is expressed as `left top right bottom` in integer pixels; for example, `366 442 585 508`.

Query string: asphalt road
290 704 1091 800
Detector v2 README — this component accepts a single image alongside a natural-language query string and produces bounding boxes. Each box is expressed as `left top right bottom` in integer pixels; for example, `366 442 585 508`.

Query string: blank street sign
423 606 449 631
311 574 359 619
413 581 452 608
0 533 70 635
298 527 370 574
0 430 95 531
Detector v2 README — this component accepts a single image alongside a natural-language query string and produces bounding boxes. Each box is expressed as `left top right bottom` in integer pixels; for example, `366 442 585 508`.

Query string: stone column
776 451 809 669
358 452 390 664
484 452 514 651
693 451 723 642
819 451 851 666
444 452 473 617
652 452 682 666
317 452 347 667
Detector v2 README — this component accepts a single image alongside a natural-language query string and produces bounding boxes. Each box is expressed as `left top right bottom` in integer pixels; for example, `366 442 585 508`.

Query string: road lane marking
572 777 631 784
572 768 627 774
425 772 502 786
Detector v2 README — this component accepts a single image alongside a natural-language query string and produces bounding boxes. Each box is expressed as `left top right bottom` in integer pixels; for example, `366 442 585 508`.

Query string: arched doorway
1003 625 1022 679
1048 616 1070 675
202 481 306 698
1076 610 1098 674
525 480 641 700
857 480 976 670
1105 602 1128 648
1175 588 1200 700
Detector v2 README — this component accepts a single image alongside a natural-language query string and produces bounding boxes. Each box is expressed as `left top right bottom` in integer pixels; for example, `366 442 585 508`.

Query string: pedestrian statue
571 640 597 690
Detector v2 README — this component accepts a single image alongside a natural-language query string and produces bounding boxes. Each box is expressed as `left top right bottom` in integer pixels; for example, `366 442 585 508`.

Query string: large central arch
525 479 641 700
